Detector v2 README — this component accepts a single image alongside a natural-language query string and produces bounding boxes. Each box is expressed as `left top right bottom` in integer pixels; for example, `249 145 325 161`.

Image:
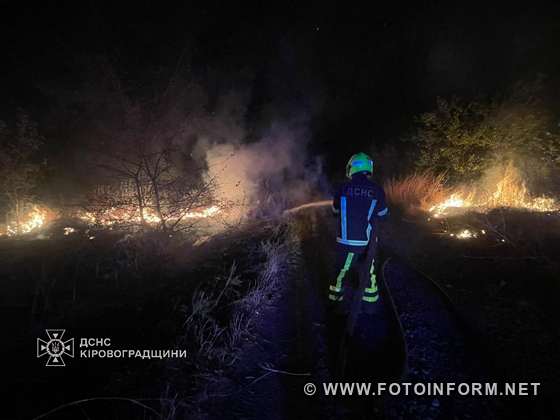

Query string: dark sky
2 2 560 172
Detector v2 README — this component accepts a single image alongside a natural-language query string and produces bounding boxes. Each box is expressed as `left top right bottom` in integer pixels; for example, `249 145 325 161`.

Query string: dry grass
180 262 243 368
384 163 558 217
163 222 300 416
384 172 451 215
478 161 556 211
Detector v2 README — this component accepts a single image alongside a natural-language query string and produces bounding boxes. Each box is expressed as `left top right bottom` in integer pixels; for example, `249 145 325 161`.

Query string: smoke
200 117 326 223
35 54 327 230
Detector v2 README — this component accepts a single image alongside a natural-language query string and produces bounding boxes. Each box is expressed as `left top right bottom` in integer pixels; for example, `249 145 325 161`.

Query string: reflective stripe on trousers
328 247 379 304
362 257 379 303
328 252 354 301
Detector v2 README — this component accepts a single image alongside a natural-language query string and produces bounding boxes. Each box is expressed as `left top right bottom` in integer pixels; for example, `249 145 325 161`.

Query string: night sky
2 2 560 175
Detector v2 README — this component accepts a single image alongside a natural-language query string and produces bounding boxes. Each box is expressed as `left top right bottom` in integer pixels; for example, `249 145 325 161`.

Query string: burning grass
385 162 558 222
77 205 222 228
0 203 223 238
384 172 451 215
1 205 57 236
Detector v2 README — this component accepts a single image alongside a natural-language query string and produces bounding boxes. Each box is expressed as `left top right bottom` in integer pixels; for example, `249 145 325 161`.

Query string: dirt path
382 258 497 418
200 212 332 419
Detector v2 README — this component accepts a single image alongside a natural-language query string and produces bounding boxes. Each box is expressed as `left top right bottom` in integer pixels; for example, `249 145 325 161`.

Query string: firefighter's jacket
332 173 388 250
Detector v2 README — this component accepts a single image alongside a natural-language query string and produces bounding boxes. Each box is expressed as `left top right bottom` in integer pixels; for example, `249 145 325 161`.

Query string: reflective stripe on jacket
332 173 388 247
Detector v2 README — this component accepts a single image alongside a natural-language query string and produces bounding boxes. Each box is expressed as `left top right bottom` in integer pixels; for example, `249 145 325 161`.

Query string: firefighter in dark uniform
329 152 388 314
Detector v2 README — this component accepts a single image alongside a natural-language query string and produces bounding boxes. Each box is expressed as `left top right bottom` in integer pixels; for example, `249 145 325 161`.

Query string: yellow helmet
346 152 373 178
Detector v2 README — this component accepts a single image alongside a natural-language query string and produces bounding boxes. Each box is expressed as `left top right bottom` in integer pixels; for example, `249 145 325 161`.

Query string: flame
63 227 76 236
430 193 471 218
78 205 221 227
453 229 477 239
141 208 161 224
2 206 51 236
429 162 558 218
1 202 222 237
183 205 221 218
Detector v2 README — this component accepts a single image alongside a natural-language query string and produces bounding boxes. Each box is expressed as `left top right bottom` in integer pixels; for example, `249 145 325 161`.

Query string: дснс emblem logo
37 329 74 367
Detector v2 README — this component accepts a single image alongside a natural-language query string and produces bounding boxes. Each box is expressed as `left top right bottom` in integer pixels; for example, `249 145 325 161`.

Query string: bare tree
86 145 217 233
80 62 219 233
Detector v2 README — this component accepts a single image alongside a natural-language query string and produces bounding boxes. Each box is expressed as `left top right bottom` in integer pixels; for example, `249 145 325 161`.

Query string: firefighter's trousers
328 239 379 312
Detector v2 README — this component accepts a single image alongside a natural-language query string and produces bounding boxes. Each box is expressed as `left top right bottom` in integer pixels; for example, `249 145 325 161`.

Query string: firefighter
329 152 388 315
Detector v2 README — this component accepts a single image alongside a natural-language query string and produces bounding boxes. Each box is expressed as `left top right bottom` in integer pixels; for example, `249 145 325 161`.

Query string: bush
414 77 560 184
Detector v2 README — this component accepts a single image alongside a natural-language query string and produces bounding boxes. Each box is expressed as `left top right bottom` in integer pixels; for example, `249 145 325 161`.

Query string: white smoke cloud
202 118 325 223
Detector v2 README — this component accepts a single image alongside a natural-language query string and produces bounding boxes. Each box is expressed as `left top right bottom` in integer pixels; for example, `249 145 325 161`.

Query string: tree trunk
15 197 21 234
134 176 146 228
150 175 167 231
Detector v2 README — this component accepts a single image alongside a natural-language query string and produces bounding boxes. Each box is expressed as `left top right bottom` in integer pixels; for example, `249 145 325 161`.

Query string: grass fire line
0 205 223 237
386 163 558 217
